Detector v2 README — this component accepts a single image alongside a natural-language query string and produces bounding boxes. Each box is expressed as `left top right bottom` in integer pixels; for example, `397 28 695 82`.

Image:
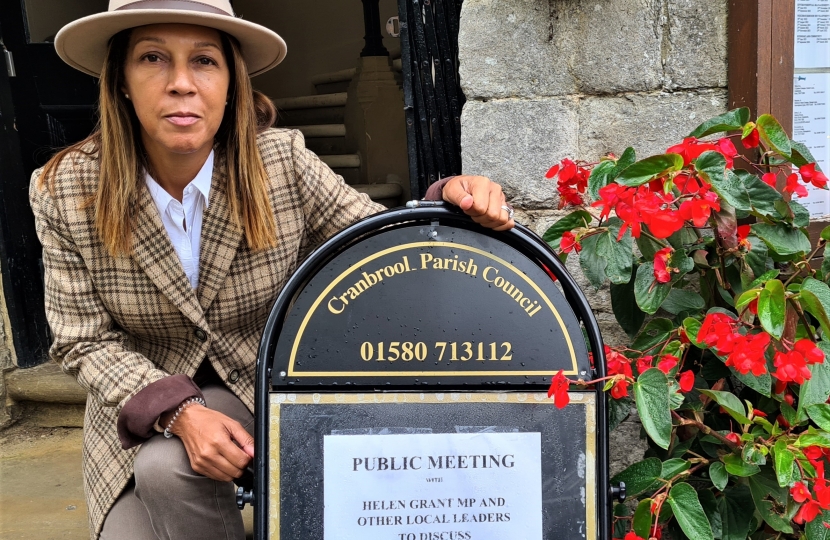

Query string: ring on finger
500 205 514 220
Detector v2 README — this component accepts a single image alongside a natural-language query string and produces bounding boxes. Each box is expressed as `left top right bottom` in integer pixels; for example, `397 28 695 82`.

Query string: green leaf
632 318 675 352
757 279 786 339
616 153 685 187
790 139 821 169
688 107 751 138
742 444 767 466
789 200 811 228
718 485 755 540
634 368 673 450
709 461 728 490
806 510 830 540
795 428 830 448
600 218 634 285
667 483 715 540
542 210 593 246
578 233 607 289
749 269 780 290
773 439 795 487
745 236 771 279
611 275 646 338
751 222 812 257
748 468 793 533
757 114 792 157
633 499 653 539
723 454 761 477
728 366 772 398
610 457 662 497
807 404 830 431
662 458 691 479
613 147 637 175
699 389 750 424
683 317 705 348
634 263 671 315
694 150 728 186
586 160 616 202
636 234 666 261
798 343 830 419
799 289 830 339
609 396 633 431
661 289 705 315
706 169 782 218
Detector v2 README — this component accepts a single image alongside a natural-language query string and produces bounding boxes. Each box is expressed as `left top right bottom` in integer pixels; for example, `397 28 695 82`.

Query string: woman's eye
197 57 217 66
143 54 160 63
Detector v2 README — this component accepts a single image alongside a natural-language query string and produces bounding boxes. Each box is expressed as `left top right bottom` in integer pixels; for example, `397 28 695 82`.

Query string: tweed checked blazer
29 128 384 539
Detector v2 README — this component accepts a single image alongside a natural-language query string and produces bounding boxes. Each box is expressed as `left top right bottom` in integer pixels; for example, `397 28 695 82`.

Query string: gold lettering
403 256 412 272
355 279 369 293
347 287 360 300
483 266 498 282
328 296 345 314
465 258 478 276
394 262 405 274
528 303 542 317
519 297 531 308
420 253 433 269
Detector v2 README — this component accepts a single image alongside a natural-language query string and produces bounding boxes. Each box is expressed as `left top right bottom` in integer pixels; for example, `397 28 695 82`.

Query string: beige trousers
99 385 254 540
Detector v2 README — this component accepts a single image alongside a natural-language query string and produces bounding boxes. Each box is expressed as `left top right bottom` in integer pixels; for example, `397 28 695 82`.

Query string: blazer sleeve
289 130 386 246
29 171 171 414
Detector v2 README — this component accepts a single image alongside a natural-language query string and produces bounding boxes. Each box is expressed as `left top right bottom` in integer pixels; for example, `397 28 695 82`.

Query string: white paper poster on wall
795 0 830 69
323 432 543 540
793 72 830 217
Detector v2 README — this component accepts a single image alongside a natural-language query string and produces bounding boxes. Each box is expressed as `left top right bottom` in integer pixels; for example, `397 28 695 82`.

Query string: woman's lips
165 115 200 127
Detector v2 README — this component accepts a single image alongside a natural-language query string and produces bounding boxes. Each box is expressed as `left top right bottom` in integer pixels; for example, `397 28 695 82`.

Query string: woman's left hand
442 175 514 231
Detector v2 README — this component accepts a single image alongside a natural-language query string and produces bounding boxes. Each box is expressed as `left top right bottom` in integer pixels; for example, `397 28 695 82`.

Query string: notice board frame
253 206 611 539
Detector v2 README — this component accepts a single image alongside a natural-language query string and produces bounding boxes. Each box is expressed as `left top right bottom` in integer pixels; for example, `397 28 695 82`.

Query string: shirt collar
145 150 214 210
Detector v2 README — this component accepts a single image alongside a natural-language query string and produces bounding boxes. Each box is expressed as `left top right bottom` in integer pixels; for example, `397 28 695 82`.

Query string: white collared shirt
145 151 214 290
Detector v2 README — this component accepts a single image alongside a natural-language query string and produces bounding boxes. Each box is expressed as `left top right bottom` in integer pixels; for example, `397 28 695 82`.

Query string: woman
32 1 513 539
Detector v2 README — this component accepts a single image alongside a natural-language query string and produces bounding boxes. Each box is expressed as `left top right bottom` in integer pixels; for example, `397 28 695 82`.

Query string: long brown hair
38 29 278 255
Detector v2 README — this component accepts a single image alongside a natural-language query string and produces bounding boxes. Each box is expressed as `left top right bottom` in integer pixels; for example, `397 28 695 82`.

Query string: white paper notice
323 432 543 540
795 0 830 69
793 72 830 217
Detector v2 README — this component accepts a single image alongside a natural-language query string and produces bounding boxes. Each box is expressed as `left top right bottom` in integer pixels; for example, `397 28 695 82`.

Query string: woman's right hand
164 404 254 482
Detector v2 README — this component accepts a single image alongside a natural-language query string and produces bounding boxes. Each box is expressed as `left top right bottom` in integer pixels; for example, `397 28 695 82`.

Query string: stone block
579 89 728 160
461 97 579 209
663 0 728 89
459 0 576 99
610 408 649 476
558 0 664 95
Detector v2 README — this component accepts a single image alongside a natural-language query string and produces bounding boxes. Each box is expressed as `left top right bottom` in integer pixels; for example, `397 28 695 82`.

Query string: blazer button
194 328 208 342
228 369 240 383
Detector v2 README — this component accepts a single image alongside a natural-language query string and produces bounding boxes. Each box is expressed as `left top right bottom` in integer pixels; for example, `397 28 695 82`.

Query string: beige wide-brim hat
54 0 286 78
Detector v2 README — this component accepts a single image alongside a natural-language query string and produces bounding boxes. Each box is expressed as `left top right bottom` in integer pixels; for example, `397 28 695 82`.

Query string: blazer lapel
132 182 204 325
197 161 244 312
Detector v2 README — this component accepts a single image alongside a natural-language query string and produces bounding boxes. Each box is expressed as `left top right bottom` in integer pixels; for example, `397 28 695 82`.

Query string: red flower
699 313 739 353
547 370 570 409
653 247 673 284
678 370 695 393
741 127 760 149
637 355 654 375
644 208 685 239
725 332 771 377
679 191 721 228
792 482 812 503
785 173 809 198
794 339 825 365
552 159 590 209
560 231 582 253
774 350 812 384
737 224 752 251
715 138 739 168
657 355 679 374
545 164 561 179
666 137 717 166
725 432 741 445
794 500 823 524
800 163 829 189
624 532 645 540
610 378 630 399
762 172 777 188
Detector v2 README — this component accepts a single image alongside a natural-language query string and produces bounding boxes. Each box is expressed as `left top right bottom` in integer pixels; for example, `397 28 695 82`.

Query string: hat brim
54 10 286 77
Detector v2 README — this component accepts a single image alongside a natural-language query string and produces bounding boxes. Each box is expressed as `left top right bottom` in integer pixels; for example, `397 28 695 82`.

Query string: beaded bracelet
163 396 206 439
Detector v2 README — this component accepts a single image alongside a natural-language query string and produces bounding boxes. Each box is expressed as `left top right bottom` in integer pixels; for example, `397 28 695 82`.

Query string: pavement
0 423 255 540
0 425 88 539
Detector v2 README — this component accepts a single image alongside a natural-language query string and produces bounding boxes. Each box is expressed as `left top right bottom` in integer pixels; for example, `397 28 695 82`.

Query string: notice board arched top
262 205 602 390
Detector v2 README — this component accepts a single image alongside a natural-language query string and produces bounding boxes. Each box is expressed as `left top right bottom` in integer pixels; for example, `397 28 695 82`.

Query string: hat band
115 0 231 16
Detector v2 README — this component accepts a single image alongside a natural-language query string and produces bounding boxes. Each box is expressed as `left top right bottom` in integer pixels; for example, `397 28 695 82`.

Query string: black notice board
272 225 592 388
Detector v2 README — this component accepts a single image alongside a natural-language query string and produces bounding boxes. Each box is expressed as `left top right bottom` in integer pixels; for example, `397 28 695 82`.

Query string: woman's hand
164 404 254 482
442 175 514 231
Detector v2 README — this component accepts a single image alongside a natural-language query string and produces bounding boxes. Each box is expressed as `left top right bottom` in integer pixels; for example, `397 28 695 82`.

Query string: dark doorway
0 0 101 367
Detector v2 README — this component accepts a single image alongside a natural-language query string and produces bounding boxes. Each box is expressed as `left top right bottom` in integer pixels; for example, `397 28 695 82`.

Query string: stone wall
458 0 728 473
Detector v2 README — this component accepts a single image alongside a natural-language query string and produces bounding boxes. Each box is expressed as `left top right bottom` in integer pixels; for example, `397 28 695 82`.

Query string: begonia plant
545 108 830 540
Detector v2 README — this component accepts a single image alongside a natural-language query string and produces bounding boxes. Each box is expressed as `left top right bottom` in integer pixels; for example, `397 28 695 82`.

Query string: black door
0 0 102 366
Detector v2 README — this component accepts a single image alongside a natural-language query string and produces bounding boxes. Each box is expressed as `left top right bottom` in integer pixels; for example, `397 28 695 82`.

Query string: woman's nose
166 61 197 95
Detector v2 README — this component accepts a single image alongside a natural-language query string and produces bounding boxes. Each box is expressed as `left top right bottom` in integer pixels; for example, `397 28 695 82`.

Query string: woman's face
123 24 230 159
